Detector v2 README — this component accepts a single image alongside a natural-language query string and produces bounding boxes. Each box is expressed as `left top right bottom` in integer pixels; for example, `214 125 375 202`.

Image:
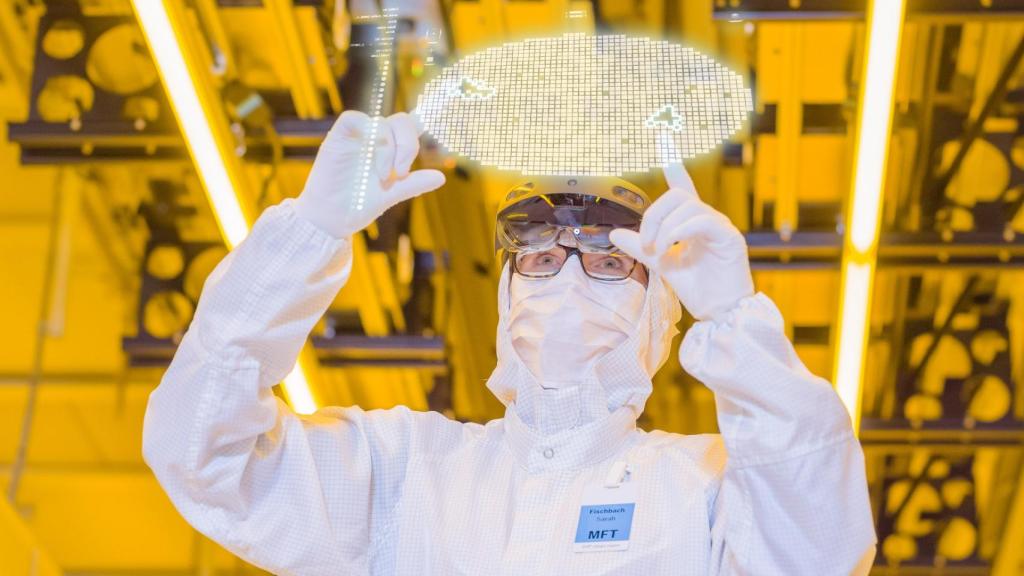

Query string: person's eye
595 257 624 270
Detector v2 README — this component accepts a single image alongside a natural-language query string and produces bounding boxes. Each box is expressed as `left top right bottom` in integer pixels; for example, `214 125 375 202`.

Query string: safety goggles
496 192 644 254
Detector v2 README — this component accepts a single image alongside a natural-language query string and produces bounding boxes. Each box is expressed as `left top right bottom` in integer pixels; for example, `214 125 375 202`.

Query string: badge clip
604 460 630 488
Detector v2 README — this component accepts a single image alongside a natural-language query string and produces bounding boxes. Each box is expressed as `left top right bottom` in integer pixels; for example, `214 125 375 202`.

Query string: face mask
508 256 646 386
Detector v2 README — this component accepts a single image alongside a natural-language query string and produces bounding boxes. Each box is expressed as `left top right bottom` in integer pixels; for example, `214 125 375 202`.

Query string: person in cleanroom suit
143 110 877 575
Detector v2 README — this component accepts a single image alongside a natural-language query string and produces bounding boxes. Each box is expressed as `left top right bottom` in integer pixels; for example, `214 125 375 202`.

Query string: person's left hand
609 164 754 322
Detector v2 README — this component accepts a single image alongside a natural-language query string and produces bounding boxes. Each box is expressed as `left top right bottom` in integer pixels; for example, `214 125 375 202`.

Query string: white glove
609 164 754 322
294 110 446 238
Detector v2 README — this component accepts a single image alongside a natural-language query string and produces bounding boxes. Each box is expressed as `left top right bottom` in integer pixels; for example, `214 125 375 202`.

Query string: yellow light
833 0 906 433
132 0 249 249
849 0 906 254
834 261 873 430
132 0 318 413
284 363 318 415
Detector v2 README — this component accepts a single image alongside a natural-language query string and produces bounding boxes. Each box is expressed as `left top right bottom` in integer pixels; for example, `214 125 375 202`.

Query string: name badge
573 462 636 552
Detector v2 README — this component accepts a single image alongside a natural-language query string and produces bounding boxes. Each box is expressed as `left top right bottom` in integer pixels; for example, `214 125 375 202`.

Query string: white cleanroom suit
142 111 877 575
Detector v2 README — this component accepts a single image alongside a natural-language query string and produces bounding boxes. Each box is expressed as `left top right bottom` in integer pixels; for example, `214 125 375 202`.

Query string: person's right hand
294 110 446 238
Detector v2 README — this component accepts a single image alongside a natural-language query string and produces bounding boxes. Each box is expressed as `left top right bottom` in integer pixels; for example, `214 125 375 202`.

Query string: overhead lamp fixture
131 0 319 414
131 0 249 248
833 0 906 433
284 357 319 415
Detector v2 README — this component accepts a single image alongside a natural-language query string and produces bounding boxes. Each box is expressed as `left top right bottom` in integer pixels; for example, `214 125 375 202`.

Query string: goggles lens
497 194 642 253
515 246 636 281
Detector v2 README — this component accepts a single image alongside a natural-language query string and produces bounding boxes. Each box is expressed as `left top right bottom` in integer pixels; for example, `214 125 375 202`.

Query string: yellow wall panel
0 495 62 576
3 384 149 465
798 23 856 102
0 388 30 462
757 22 856 104
12 471 194 571
0 223 49 373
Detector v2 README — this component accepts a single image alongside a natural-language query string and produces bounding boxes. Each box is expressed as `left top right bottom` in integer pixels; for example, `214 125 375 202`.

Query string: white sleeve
679 293 878 575
142 199 419 575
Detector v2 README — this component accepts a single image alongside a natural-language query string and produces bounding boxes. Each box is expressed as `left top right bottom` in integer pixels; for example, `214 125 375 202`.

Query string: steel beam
860 420 1024 448
0 371 156 385
313 334 447 368
747 231 1024 269
123 333 447 368
713 0 1024 21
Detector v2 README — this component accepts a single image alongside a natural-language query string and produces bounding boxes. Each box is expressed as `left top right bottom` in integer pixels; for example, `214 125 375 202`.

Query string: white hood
486 262 682 434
